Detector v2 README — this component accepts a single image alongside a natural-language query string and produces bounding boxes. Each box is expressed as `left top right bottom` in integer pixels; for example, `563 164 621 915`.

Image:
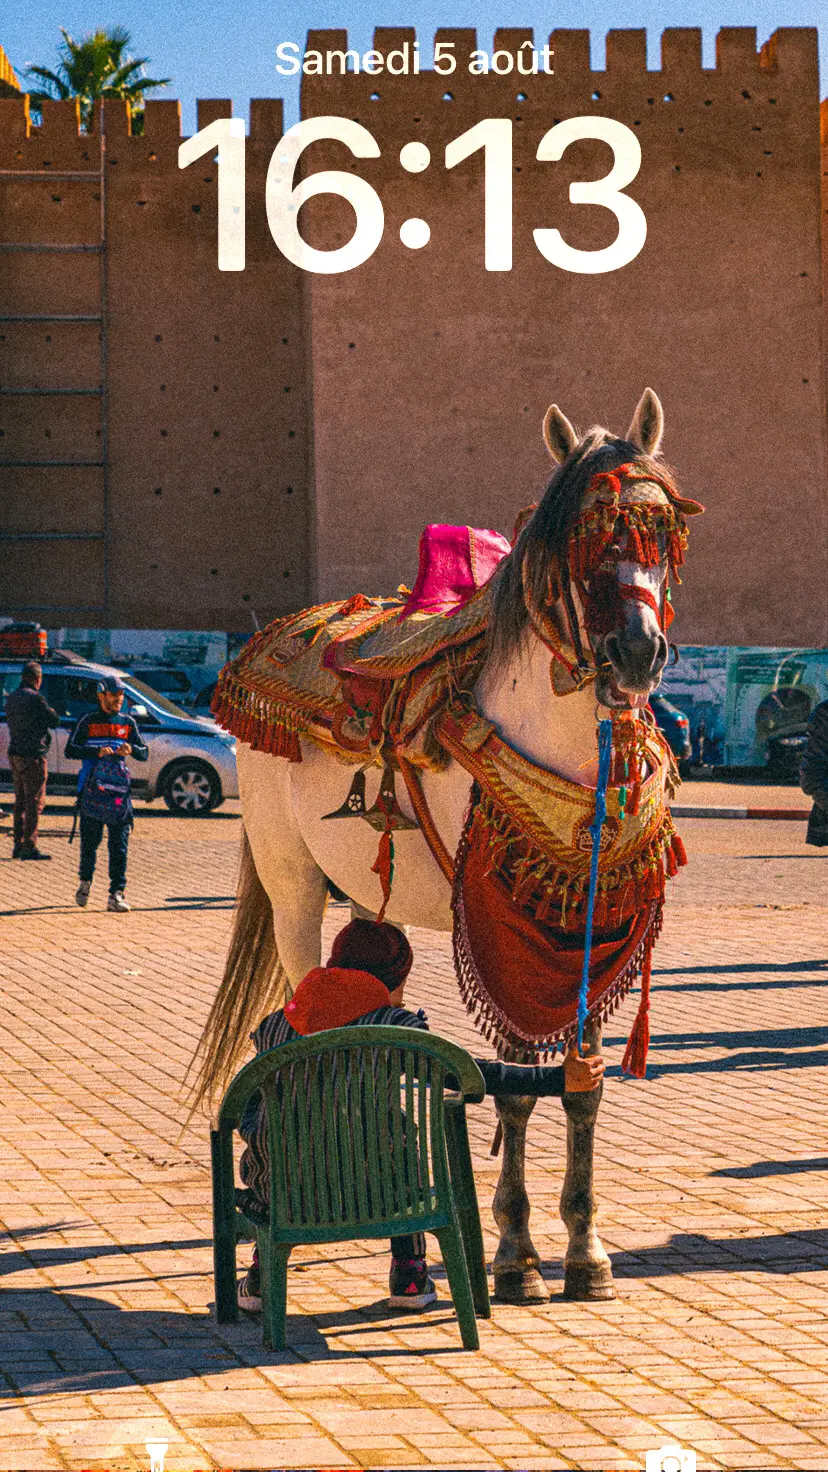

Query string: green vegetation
25 26 169 129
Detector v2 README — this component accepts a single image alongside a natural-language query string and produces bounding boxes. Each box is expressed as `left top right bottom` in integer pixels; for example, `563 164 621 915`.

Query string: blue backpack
79 756 133 825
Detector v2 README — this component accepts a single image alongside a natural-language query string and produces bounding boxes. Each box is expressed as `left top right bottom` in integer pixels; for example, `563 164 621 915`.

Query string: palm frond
23 64 71 99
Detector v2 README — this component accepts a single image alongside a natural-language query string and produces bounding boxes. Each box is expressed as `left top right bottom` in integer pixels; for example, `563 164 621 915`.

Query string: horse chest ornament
211 387 703 1079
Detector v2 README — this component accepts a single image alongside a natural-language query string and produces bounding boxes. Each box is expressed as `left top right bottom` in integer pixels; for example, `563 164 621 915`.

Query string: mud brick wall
1 26 827 641
302 26 827 646
0 94 310 629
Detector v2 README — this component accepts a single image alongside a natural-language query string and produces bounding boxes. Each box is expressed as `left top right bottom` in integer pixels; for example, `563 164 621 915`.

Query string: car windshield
124 675 193 719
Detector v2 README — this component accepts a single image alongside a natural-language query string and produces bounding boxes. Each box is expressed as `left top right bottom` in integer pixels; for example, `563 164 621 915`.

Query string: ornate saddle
211 524 509 769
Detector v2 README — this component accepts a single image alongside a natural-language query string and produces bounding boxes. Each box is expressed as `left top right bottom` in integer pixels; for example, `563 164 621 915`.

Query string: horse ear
626 388 664 456
542 405 579 464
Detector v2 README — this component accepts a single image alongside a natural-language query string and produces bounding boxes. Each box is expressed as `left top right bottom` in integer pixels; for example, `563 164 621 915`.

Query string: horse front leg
560 1019 615 1300
492 1094 550 1303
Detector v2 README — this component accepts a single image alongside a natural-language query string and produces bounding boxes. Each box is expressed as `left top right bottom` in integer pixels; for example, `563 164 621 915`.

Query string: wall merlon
0 94 31 141
715 28 759 72
605 30 648 72
38 98 81 138
142 99 183 142
661 29 703 73
249 98 284 146
492 29 535 58
433 29 478 59
372 28 417 53
548 31 591 73
306 30 349 56
101 98 131 142
760 28 819 78
197 99 233 130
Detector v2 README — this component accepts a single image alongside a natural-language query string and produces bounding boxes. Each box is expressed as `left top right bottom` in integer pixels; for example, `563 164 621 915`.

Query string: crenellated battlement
294 23 818 77
0 22 819 161
0 94 286 165
0 21 825 639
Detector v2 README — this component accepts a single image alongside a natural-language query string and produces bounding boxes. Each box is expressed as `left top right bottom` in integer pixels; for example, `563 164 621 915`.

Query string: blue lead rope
577 718 614 1054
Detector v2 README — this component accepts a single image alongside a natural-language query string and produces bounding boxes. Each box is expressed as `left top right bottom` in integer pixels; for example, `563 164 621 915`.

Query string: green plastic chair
211 1025 491 1350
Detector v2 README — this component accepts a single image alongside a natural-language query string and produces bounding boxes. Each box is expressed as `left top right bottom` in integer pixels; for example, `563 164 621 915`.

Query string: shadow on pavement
608 1227 828 1276
711 1156 828 1178
0 1236 212 1277
604 1025 828 1074
0 1287 470 1391
607 1048 828 1078
654 958 828 977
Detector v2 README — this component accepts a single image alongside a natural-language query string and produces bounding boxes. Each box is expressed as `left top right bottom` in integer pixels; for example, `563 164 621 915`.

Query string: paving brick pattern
1 796 827 1471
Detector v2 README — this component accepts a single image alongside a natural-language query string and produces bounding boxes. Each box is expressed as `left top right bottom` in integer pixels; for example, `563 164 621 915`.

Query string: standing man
5 661 59 861
800 697 828 846
66 675 148 912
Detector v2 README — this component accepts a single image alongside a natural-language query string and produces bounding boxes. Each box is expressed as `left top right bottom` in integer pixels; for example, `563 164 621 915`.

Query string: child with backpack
66 676 148 912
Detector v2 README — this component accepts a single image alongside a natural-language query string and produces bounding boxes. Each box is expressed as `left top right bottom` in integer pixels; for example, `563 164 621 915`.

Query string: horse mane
487 427 681 669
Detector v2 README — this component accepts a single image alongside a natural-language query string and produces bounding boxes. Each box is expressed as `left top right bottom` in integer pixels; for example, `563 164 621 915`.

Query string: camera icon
645 1446 696 1472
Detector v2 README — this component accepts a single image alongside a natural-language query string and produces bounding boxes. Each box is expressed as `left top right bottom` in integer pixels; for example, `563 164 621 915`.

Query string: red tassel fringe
371 831 394 923
621 931 653 1078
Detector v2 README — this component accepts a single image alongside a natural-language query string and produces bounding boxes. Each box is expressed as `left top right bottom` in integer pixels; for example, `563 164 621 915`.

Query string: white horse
195 389 688 1303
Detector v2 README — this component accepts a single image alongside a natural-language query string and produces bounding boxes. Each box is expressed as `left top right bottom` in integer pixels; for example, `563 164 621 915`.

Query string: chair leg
436 1224 480 1351
445 1106 491 1319
211 1129 238 1323
261 1242 289 1351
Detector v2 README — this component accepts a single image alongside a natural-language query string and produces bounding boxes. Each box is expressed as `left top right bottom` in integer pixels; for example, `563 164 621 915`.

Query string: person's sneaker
238 1260 262 1312
20 847 51 861
388 1256 438 1310
12 845 22 859
107 891 131 912
75 881 92 908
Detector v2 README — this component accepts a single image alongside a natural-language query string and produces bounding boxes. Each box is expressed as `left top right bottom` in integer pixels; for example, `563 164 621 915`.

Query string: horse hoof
563 1261 616 1301
493 1268 550 1304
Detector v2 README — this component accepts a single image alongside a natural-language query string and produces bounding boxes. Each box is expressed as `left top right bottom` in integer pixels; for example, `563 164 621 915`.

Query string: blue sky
3 0 824 132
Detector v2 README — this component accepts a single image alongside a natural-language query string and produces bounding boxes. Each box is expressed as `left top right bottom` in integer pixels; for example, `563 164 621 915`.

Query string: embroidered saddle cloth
211 584 492 766
436 707 686 1059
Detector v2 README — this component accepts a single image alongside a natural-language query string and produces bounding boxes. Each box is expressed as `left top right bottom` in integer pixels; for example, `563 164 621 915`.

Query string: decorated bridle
522 462 703 695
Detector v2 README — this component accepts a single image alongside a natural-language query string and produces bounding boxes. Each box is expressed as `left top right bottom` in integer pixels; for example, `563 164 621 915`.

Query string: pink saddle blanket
401 523 511 618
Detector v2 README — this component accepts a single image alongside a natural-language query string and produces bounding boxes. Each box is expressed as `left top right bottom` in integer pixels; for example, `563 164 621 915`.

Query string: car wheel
161 760 220 815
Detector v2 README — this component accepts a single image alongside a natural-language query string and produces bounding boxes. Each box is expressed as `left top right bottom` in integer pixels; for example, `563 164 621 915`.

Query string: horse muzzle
597 623 669 705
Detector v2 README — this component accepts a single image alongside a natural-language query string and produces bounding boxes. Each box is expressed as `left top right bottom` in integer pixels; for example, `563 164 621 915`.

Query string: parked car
191 679 218 717
754 685 813 780
648 692 692 769
0 652 238 815
115 662 193 700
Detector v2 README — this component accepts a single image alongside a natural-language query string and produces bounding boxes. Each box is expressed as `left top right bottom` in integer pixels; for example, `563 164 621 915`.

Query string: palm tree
25 27 170 130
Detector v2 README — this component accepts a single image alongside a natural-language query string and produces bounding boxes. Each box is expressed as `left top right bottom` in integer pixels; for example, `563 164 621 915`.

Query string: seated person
237 917 604 1313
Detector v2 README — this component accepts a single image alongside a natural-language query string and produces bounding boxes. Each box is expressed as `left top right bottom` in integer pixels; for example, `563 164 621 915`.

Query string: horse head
492 389 703 711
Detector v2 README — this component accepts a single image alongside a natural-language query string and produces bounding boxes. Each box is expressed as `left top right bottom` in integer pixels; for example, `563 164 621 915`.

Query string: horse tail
186 827 288 1115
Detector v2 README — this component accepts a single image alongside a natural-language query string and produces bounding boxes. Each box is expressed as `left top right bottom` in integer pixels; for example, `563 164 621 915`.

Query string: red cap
328 917 413 991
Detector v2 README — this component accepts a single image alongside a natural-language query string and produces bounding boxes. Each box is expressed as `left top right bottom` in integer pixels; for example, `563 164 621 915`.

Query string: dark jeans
390 1233 426 1261
79 814 130 893
10 755 47 852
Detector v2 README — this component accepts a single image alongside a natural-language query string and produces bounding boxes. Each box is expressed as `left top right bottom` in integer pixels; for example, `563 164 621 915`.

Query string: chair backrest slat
321 1054 344 1224
374 1048 396 1219
348 1058 371 1221
389 1047 408 1218
335 1059 357 1221
293 1061 315 1221
308 1057 331 1222
361 1046 384 1218
417 1050 429 1206
276 1074 304 1224
403 1047 422 1213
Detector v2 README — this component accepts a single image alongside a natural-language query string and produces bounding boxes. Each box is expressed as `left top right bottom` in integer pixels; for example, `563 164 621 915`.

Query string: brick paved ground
1 792 827 1471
